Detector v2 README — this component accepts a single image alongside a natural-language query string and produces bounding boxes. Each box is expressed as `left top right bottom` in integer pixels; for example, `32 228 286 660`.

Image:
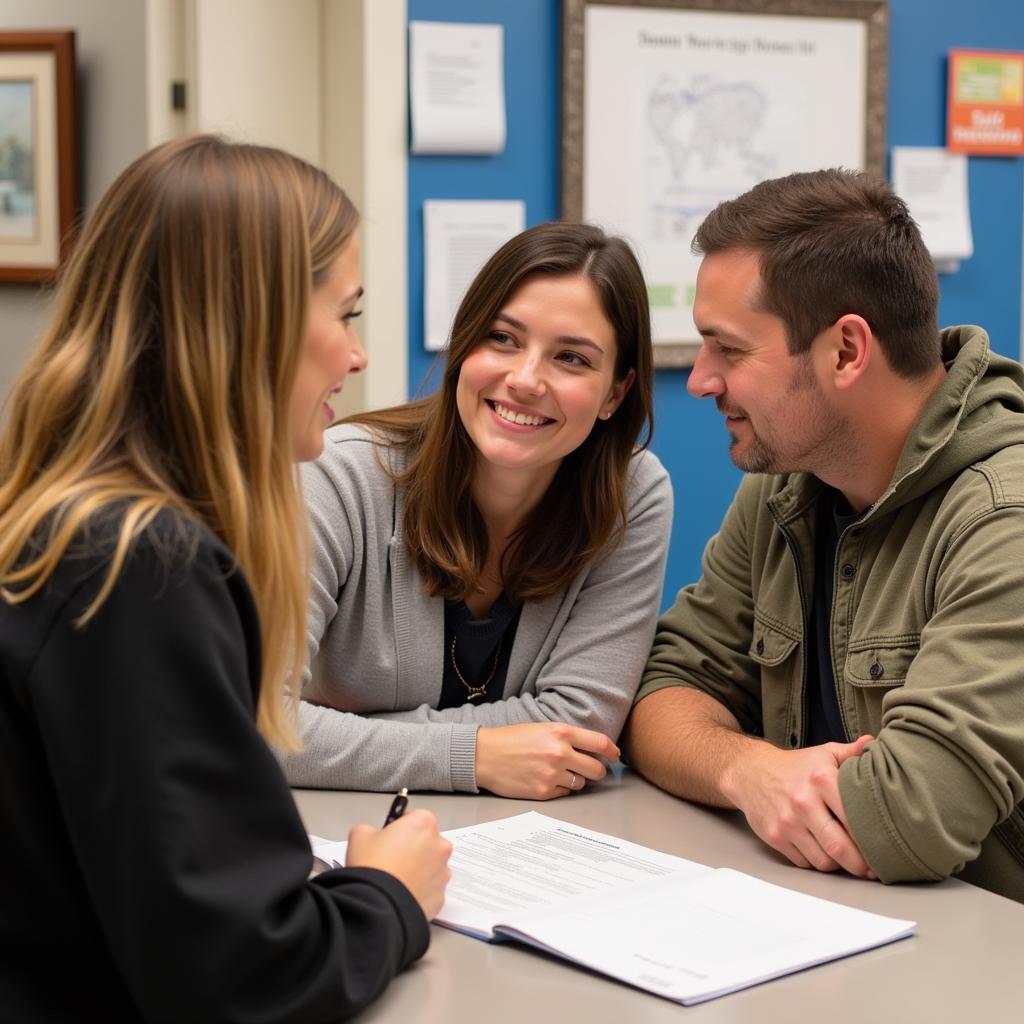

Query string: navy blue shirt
439 592 521 709
806 488 865 746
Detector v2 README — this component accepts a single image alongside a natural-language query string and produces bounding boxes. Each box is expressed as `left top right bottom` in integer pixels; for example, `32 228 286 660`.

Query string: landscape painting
0 79 36 241
0 32 76 282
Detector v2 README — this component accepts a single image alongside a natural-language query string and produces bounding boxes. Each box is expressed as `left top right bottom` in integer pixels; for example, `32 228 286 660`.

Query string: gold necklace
449 635 502 701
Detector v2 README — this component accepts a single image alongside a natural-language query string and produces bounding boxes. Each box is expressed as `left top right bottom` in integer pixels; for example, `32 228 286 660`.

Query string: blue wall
407 0 1024 609
407 0 561 396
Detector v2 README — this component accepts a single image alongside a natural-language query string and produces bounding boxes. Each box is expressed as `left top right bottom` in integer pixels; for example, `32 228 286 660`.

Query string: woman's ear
601 368 635 418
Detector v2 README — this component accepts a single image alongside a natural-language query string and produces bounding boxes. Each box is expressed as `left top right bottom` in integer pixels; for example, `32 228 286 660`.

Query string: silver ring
568 772 578 790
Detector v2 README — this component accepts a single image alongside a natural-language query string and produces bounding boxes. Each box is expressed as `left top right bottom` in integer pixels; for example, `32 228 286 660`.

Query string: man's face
688 249 846 475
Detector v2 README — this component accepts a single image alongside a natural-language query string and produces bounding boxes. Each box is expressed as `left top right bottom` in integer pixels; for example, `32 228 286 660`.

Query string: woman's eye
557 350 590 368
342 308 363 324
487 331 515 346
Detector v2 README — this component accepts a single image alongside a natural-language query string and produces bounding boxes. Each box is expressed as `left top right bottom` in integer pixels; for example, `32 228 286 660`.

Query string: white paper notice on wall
410 21 506 155
424 200 526 352
891 147 973 274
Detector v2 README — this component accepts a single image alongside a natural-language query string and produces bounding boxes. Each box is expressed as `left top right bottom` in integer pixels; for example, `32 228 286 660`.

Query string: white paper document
308 812 914 1005
308 834 348 871
891 146 973 273
423 199 525 351
435 812 915 1006
437 811 708 940
410 21 506 155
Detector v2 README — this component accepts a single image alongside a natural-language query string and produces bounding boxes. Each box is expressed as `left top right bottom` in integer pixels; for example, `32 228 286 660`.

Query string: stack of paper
310 811 914 1006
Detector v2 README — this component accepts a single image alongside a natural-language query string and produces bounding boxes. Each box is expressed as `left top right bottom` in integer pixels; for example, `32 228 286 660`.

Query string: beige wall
190 0 322 164
0 0 408 414
0 0 149 405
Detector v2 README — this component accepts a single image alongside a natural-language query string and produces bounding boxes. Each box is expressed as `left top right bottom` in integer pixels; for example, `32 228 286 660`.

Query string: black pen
383 787 408 827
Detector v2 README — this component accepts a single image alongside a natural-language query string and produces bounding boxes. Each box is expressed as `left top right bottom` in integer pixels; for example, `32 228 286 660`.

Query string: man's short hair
693 169 941 377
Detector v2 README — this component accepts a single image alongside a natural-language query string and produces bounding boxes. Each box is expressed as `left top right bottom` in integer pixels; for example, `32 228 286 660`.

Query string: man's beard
728 422 781 474
722 355 844 475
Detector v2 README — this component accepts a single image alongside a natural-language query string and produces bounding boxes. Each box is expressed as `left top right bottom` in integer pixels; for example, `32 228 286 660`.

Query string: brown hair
355 221 654 601
693 168 941 377
0 134 358 749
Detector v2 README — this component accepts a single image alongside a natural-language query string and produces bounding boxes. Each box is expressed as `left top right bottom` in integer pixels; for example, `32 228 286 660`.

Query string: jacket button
789 732 799 747
869 660 884 679
755 637 765 655
841 563 856 578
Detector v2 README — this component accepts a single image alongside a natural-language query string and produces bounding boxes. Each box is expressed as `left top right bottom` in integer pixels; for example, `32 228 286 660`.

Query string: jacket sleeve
372 453 674 737
29 538 428 1023
634 474 765 735
840 498 1024 884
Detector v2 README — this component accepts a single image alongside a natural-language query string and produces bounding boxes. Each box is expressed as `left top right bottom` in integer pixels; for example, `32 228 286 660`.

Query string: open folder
310 811 914 1006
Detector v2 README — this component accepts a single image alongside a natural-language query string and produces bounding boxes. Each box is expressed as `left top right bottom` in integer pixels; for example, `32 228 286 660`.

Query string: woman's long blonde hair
0 134 358 749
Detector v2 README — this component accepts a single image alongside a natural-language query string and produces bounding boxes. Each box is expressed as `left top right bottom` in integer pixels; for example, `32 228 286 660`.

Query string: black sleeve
28 535 429 1023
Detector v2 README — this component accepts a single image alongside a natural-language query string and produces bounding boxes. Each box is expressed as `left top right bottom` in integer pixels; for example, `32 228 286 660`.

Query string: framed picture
561 0 888 366
0 31 77 284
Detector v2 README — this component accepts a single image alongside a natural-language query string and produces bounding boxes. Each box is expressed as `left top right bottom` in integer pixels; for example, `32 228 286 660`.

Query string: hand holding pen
346 788 452 920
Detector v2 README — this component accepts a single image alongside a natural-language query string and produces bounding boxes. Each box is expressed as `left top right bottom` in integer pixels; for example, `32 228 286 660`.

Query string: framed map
561 0 888 366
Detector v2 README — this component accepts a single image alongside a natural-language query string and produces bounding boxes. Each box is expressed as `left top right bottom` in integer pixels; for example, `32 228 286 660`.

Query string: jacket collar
767 326 1011 526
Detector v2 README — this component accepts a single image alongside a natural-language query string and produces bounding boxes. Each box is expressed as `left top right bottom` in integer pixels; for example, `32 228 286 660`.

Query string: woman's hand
475 722 620 800
346 809 452 920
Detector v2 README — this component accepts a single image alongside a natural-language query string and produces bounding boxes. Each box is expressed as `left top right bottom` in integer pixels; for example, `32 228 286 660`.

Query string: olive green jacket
638 326 1024 902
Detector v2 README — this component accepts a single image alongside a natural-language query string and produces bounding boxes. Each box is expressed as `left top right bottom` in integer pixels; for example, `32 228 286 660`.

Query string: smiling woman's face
455 272 633 486
288 235 366 462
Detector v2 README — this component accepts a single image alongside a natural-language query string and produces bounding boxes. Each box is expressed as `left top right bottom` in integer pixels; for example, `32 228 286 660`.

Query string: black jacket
0 515 428 1021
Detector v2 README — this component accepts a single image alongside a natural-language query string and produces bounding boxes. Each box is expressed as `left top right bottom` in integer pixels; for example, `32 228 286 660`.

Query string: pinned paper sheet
424 200 526 351
891 147 973 274
410 21 506 155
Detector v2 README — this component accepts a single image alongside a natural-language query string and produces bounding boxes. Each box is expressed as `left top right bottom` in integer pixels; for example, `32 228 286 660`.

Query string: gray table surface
294 766 1023 1022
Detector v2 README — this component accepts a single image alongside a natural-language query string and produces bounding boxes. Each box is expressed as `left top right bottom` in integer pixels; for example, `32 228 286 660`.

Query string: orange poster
948 49 1024 155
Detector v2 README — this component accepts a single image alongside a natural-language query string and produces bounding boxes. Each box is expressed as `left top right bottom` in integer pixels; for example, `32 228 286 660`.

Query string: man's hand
721 735 875 877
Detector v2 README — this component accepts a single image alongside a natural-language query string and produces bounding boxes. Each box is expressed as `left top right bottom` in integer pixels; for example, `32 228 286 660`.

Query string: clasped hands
474 722 619 800
720 734 876 879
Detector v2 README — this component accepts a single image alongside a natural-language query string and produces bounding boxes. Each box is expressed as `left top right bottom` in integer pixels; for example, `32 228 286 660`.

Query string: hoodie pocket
845 639 920 688
748 616 799 667
843 638 920 732
749 614 802 744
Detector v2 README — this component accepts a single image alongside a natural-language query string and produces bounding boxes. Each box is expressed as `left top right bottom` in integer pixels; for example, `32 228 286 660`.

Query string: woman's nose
506 351 545 395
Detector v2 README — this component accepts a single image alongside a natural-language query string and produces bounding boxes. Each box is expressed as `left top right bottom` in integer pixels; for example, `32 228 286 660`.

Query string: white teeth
492 402 548 427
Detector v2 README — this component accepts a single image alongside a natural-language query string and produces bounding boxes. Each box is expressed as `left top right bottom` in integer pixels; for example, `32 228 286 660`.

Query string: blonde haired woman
0 135 450 1021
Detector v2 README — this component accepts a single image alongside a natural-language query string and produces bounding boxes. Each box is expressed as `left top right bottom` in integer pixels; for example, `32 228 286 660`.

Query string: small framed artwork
0 31 77 283
561 0 888 366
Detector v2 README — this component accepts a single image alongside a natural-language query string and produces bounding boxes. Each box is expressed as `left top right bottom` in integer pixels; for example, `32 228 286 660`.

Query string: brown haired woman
283 222 673 799
0 136 451 1020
